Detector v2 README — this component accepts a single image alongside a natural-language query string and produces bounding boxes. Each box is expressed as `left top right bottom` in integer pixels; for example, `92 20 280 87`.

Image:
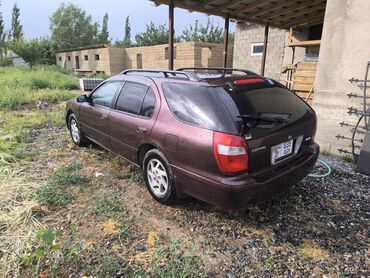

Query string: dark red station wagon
65 68 319 210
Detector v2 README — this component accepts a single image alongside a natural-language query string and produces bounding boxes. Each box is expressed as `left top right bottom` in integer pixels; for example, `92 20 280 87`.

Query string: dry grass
300 240 328 261
0 161 49 276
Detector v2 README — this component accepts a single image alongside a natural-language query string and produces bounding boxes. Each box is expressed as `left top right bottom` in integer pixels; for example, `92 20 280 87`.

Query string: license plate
271 139 294 164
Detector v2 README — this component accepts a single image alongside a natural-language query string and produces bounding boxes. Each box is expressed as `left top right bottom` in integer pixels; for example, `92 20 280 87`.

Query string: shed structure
150 0 370 155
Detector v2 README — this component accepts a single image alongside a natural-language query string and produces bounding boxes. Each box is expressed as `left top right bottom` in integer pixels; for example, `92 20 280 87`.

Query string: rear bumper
173 142 319 210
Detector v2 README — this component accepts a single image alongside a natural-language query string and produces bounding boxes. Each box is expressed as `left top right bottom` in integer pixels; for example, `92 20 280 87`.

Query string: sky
1 0 234 42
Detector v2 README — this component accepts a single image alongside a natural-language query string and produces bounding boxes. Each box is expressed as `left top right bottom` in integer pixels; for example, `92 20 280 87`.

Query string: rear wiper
238 114 288 124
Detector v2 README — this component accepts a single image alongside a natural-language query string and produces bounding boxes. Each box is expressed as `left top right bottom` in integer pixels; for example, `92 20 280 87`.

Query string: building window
58 57 62 61
95 54 100 61
165 47 177 60
68 56 71 61
84 55 88 61
251 43 264 56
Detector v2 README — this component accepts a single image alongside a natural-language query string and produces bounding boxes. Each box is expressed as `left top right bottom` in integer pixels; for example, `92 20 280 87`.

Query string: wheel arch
137 143 157 166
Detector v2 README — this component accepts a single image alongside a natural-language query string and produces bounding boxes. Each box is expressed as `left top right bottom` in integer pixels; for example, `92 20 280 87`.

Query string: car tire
68 113 90 146
143 149 177 204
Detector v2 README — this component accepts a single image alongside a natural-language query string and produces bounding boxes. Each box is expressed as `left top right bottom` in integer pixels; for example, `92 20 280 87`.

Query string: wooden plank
294 84 314 91
296 62 318 70
294 70 317 78
294 77 316 85
288 40 321 47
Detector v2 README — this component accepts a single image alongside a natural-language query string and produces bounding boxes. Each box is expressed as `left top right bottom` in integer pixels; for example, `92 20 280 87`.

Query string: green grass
0 65 78 110
0 108 66 162
36 162 90 207
88 195 127 221
151 239 202 277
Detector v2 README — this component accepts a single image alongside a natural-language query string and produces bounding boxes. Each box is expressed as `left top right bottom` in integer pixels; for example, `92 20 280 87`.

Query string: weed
341 154 353 163
48 162 89 187
151 239 202 277
320 148 331 156
21 228 62 276
261 256 278 272
98 254 125 278
36 162 89 207
88 195 126 221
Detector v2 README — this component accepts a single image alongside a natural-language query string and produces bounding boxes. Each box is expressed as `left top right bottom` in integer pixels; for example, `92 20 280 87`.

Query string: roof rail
176 67 258 77
121 69 199 81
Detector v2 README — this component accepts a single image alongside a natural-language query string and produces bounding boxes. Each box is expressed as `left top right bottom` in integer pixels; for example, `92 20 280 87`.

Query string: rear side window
162 82 236 133
115 82 156 118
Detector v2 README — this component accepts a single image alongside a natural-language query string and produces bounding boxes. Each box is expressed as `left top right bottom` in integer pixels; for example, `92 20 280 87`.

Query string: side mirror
77 95 88 103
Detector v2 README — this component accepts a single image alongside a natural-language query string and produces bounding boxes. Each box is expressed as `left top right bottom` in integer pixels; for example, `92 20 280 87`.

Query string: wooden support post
260 22 269 76
223 14 230 68
168 0 174 70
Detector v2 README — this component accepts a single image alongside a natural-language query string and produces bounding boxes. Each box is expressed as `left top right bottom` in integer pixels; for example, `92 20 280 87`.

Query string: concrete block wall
56 47 112 74
313 0 370 154
233 23 286 81
56 42 234 76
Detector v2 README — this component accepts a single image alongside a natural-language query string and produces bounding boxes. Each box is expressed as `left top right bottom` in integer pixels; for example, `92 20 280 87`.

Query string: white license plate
271 139 294 164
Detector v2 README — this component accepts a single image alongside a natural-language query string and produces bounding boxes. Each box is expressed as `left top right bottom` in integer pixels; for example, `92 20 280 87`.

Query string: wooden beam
224 0 246 11
260 23 269 76
223 14 230 68
250 0 324 20
288 39 321 47
285 13 325 28
168 0 174 70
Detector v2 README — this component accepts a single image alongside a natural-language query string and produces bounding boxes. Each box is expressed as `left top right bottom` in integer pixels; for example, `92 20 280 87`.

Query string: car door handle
136 127 147 134
100 114 108 119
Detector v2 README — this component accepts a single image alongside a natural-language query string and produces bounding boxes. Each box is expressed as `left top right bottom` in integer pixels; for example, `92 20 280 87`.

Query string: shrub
31 78 51 89
0 57 13 67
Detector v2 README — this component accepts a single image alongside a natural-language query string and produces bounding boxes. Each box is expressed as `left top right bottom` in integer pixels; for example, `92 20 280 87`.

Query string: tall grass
0 66 78 110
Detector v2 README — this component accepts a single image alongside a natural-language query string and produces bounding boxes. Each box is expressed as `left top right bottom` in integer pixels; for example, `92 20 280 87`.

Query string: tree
50 3 99 49
11 3 23 41
123 16 131 47
135 22 178 46
98 13 110 44
0 1 6 59
9 39 42 68
181 19 223 43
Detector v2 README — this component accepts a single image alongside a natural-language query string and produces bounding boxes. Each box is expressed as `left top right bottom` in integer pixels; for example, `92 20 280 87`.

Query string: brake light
233 78 265 85
213 131 248 174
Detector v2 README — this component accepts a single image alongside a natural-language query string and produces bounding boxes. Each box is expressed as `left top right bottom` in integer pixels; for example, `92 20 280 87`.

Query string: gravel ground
161 155 370 277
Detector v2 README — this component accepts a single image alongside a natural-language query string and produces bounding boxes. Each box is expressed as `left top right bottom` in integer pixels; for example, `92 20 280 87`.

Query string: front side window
115 83 157 118
90 82 122 107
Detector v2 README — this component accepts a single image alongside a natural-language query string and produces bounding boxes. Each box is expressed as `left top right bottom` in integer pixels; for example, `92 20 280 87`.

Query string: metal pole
260 22 269 76
223 14 230 68
168 0 174 70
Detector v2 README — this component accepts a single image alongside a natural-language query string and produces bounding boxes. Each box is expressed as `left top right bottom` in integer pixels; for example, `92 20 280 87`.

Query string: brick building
55 42 233 76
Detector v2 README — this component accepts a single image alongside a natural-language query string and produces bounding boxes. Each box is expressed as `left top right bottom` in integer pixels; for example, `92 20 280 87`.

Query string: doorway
75 56 80 69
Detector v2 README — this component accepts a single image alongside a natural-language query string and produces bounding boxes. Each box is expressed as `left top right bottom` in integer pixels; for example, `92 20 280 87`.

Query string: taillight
233 78 265 85
213 131 249 174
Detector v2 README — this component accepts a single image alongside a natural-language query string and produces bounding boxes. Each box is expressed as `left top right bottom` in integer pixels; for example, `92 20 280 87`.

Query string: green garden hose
307 159 332 178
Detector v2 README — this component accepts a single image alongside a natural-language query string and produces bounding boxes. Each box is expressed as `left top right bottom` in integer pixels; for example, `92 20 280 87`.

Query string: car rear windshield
162 81 312 137
213 82 313 138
